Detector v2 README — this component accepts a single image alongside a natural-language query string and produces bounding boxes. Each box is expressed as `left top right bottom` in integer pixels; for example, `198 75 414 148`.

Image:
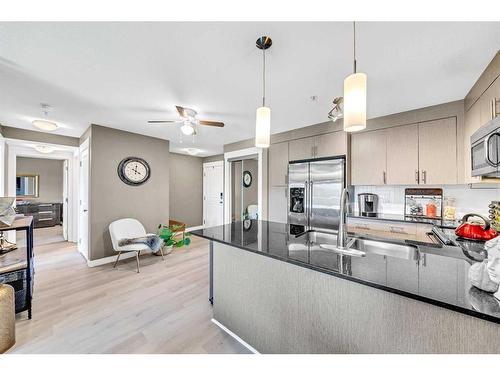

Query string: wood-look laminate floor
10 226 249 354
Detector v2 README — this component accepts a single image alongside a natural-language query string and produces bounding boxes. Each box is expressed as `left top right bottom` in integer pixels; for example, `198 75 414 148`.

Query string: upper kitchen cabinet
479 77 500 125
351 130 387 185
269 141 289 187
314 131 348 158
288 137 315 161
418 117 457 185
386 124 419 185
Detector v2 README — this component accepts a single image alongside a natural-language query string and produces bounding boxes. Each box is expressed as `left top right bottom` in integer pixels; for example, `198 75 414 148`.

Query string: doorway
231 157 259 222
4 139 79 247
203 160 224 228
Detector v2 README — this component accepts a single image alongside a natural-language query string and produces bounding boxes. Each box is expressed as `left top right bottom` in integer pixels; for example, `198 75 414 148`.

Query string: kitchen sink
300 230 417 260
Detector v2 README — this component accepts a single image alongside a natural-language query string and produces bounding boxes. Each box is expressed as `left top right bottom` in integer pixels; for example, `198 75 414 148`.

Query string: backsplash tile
353 185 500 218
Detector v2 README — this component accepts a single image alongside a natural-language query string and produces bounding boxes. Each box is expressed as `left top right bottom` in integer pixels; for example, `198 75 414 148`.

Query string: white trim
186 225 203 232
86 251 136 267
211 318 259 354
224 147 264 225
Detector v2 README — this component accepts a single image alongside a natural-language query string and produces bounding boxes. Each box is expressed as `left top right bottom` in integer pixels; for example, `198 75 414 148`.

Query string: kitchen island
192 220 500 354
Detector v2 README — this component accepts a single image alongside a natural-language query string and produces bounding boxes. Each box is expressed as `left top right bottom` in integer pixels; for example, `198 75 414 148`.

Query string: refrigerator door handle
309 181 314 218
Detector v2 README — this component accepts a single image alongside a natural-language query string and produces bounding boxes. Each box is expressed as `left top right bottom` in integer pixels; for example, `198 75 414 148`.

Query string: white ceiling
0 22 499 156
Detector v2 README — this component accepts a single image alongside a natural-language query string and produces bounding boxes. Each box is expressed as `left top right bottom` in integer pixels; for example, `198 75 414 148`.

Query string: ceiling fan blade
148 120 179 124
199 120 225 127
175 105 186 118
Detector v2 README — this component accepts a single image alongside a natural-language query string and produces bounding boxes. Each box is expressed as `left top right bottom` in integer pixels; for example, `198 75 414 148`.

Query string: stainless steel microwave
471 116 500 177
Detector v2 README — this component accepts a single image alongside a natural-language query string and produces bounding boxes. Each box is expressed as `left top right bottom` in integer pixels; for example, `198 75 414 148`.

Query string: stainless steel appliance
288 157 345 230
471 116 500 177
357 193 378 217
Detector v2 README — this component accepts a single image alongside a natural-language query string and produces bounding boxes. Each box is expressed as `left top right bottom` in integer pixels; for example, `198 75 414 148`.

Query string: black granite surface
348 212 459 228
192 220 500 325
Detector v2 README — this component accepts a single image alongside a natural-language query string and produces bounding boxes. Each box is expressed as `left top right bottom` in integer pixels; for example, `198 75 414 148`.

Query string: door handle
484 133 498 167
383 171 387 184
422 170 426 184
309 181 314 218
83 209 88 212
415 170 419 184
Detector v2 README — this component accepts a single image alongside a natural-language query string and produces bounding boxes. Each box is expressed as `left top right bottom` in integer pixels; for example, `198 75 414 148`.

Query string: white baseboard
87 251 136 268
211 318 259 354
186 225 203 232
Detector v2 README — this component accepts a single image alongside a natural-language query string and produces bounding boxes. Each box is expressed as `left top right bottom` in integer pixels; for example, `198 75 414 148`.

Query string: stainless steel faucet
336 188 349 249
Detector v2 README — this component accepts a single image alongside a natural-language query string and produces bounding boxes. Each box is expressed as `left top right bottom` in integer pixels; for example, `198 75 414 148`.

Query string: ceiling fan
148 106 224 136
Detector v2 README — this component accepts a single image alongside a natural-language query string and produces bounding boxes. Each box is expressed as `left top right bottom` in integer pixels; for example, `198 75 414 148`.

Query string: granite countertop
347 212 460 229
192 220 500 325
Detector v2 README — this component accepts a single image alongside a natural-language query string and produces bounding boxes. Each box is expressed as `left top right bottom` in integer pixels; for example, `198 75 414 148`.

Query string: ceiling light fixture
32 104 59 132
343 21 367 132
185 148 200 156
255 36 272 148
328 97 344 122
34 145 55 154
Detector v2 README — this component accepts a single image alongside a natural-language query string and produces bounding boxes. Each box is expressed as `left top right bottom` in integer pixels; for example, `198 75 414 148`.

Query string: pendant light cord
262 48 266 107
353 21 357 74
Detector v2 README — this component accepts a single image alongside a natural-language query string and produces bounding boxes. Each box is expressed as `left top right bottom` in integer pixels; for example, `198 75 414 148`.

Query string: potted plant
157 224 191 255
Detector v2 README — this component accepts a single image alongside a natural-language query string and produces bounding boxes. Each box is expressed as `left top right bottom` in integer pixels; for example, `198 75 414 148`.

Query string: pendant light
343 22 367 132
255 36 272 148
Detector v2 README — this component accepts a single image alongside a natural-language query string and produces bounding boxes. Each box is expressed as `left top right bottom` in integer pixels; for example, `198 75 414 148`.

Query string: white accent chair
247 204 258 220
109 218 164 273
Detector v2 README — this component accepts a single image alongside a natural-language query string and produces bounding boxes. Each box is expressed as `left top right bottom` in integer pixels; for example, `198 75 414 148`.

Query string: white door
62 159 69 240
203 162 224 228
78 145 90 259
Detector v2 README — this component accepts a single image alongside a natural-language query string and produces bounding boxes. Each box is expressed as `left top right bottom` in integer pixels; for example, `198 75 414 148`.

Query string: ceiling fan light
32 120 58 131
181 123 195 136
255 106 271 148
343 72 367 132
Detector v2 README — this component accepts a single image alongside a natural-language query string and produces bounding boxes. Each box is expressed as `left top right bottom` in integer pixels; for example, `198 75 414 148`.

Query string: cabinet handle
383 171 387 184
415 170 419 184
493 97 499 119
37 218 53 221
422 170 426 184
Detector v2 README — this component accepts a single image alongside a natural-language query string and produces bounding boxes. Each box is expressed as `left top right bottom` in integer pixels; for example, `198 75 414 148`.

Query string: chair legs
135 251 140 273
113 251 122 268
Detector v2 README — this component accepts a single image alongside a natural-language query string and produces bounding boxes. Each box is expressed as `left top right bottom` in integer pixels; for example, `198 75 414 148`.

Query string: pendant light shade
343 21 367 133
255 36 272 148
343 72 367 132
255 106 271 148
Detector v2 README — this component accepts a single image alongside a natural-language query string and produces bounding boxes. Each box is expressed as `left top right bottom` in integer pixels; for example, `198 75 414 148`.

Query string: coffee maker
358 193 378 217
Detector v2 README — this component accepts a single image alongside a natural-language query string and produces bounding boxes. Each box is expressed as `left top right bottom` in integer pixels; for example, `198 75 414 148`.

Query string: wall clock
117 157 151 186
243 171 252 188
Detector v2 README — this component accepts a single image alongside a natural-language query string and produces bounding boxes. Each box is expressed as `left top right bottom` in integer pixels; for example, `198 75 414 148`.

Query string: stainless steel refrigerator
288 157 345 230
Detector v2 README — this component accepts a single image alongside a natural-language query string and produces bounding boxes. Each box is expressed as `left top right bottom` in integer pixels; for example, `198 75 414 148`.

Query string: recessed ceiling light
32 120 58 132
185 148 200 156
33 145 55 154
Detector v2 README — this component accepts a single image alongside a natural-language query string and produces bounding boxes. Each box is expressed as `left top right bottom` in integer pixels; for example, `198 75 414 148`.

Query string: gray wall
16 157 64 202
169 152 203 227
1 125 80 147
202 154 224 163
89 124 170 261
231 161 242 221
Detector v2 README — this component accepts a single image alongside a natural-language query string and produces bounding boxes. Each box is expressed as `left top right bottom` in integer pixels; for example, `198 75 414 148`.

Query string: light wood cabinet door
288 137 315 162
479 83 496 126
269 142 289 187
268 187 288 223
386 124 419 185
351 130 387 185
418 117 457 185
315 131 348 158
464 102 482 184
